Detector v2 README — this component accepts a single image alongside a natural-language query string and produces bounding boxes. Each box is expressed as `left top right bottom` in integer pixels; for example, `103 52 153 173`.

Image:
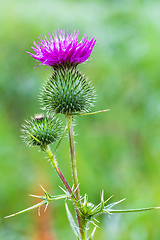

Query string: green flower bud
40 66 96 115
21 113 62 148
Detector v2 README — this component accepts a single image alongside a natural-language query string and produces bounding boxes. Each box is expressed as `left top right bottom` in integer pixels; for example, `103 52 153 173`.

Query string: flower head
40 67 96 115
21 113 62 148
27 30 96 67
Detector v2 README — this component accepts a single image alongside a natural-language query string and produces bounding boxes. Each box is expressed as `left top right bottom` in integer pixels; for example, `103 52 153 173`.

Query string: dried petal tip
27 29 96 67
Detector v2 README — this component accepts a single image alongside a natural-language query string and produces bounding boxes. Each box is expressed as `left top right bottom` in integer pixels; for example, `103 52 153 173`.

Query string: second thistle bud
40 66 96 115
21 113 62 148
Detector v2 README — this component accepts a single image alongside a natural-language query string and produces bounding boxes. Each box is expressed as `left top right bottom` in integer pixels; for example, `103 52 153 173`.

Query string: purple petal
28 30 96 67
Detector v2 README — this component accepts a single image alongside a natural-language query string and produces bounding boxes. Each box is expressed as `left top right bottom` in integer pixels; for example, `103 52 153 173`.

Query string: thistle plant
6 29 160 240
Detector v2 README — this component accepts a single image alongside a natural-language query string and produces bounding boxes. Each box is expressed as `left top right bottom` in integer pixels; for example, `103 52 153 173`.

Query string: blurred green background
1 0 160 239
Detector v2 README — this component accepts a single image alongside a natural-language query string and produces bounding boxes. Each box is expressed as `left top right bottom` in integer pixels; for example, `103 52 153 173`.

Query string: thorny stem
44 145 73 196
44 145 83 238
66 115 81 201
66 115 86 240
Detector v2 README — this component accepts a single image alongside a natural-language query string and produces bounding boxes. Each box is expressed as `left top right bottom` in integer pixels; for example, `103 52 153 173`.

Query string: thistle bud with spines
40 66 96 115
21 113 62 149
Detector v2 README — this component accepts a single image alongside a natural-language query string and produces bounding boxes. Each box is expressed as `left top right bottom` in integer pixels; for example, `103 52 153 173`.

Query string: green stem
81 226 87 240
66 115 81 201
44 145 83 238
66 115 87 240
44 145 73 196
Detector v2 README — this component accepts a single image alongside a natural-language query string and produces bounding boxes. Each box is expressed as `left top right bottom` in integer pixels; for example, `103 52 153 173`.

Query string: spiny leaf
109 206 160 214
5 201 46 218
65 202 81 239
5 189 68 219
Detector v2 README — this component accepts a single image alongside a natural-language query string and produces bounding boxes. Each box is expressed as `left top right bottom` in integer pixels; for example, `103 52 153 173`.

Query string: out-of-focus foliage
1 0 160 239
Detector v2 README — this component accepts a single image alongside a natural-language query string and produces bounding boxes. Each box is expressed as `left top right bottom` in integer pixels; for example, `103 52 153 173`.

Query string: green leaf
5 186 68 219
109 206 160 214
65 202 81 239
5 201 47 218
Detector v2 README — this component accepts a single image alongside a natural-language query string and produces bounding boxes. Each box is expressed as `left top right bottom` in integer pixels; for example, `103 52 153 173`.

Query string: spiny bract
40 67 96 115
21 113 62 147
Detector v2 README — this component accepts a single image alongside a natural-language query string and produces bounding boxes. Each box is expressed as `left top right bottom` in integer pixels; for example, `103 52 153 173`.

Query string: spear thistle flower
27 30 96 67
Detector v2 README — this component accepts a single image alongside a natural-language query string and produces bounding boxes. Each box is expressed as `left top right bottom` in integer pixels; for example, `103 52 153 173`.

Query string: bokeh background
1 0 160 239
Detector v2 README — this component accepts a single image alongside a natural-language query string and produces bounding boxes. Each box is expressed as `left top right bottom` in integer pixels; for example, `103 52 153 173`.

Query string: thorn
44 203 49 212
104 195 113 205
29 194 44 199
101 190 104 203
90 220 99 228
117 198 126 204
5 213 16 219
84 194 87 203
38 206 41 216
71 184 74 191
108 211 113 215
29 132 41 144
39 184 46 193
94 218 100 223
90 226 97 238
59 185 67 194
108 213 112 219
73 109 110 116
73 183 80 195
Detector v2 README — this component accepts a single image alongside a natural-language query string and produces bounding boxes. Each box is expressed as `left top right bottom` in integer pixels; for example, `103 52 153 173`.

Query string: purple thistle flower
27 30 96 67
